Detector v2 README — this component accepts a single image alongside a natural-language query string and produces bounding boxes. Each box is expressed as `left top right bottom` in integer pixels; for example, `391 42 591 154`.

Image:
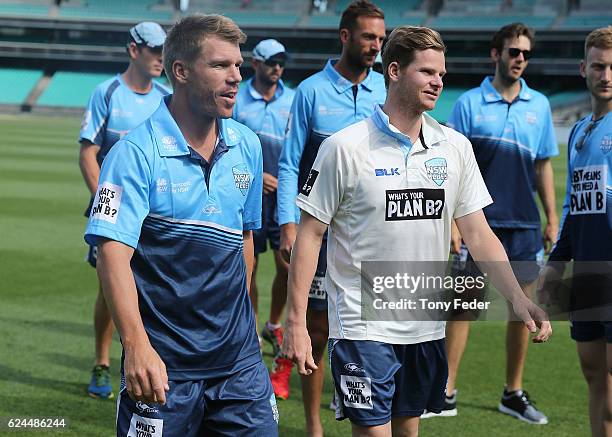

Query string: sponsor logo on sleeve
425 158 448 186
128 414 162 437
570 165 607 215
91 182 122 224
385 189 445 221
300 170 319 197
340 375 373 410
81 110 92 131
232 164 251 196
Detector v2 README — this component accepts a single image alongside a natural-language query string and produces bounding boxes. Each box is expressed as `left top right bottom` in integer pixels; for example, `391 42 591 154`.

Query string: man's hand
511 296 553 343
450 220 462 254
542 217 559 254
263 173 278 195
281 321 318 375
279 223 297 263
123 340 169 404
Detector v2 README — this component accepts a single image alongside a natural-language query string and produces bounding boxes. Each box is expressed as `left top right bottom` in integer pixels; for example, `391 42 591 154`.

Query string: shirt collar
324 59 375 94
480 76 532 103
372 104 447 151
246 77 286 101
152 95 242 157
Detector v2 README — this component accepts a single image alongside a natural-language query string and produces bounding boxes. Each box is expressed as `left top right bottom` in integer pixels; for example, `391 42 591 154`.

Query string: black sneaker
421 389 458 418
498 389 548 424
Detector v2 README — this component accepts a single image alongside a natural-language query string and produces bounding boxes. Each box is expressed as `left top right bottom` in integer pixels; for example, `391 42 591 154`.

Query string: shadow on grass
458 400 500 414
0 317 92 338
43 352 122 374
0 364 87 397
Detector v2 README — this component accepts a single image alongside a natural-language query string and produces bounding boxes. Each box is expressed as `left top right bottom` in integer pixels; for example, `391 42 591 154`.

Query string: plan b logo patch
386 189 445 221
300 170 319 197
232 165 251 196
425 158 447 186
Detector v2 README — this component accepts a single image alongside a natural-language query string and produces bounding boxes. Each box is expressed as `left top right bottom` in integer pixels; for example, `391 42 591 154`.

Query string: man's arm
79 140 101 195
277 87 312 262
97 238 169 403
243 230 254 294
535 158 558 253
281 211 327 374
456 209 552 342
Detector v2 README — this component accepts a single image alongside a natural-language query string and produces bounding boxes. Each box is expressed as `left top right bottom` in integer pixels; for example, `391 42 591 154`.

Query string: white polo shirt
296 105 492 344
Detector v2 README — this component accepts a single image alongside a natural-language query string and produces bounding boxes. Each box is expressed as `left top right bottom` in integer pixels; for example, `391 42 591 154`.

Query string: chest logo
232 164 251 196
385 189 445 221
425 158 448 186
375 168 400 177
601 135 612 155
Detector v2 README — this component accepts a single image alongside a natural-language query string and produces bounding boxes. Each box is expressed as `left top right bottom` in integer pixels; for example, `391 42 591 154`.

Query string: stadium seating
561 14 612 29
59 0 174 22
0 2 49 17
0 68 43 105
37 72 112 107
431 14 556 30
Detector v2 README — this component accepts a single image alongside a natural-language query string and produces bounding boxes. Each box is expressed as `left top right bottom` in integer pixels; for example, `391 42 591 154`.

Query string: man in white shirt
281 25 551 437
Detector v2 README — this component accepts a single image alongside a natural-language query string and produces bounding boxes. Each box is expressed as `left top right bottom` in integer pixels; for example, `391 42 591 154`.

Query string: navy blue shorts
253 194 280 255
307 239 327 312
86 244 97 268
453 227 543 284
116 360 279 437
570 321 612 343
329 338 447 426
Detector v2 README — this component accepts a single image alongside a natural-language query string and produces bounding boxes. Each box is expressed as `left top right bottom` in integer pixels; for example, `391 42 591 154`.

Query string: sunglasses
264 58 286 68
506 47 532 60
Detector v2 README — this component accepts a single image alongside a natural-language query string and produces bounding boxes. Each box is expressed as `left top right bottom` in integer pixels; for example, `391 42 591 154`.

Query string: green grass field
0 114 591 436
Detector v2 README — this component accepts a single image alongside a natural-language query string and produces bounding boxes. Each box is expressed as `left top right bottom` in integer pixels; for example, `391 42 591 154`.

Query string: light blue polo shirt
85 95 263 380
79 74 170 166
448 76 558 228
551 111 612 262
233 78 295 177
277 59 387 225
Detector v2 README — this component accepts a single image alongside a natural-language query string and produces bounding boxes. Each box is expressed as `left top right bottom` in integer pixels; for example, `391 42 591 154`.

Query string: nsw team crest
232 164 251 196
425 158 448 186
601 135 612 155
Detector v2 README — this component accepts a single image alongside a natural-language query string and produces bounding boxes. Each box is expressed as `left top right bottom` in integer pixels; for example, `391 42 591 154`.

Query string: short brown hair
490 22 534 53
339 0 384 33
163 14 246 86
381 26 446 87
585 26 612 59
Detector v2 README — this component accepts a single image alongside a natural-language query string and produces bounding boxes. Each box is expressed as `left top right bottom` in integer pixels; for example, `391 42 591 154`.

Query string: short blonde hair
163 14 246 86
585 26 612 60
381 26 446 88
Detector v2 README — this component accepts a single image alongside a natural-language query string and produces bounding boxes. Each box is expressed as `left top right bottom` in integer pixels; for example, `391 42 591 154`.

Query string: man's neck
334 56 368 85
491 74 522 103
168 92 217 160
252 76 277 102
382 98 423 144
122 65 153 94
592 97 612 121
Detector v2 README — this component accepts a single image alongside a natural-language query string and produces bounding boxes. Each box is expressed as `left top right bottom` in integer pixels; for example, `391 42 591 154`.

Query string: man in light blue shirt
86 14 278 436
233 38 296 400
440 23 558 424
78 21 169 400
276 1 386 434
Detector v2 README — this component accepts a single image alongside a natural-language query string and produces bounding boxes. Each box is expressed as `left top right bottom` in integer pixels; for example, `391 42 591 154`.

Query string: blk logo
375 168 400 176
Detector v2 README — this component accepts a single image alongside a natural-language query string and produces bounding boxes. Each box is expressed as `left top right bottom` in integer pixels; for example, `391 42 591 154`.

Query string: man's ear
172 60 189 84
490 47 501 63
387 61 400 83
579 59 586 79
127 42 139 60
339 28 351 45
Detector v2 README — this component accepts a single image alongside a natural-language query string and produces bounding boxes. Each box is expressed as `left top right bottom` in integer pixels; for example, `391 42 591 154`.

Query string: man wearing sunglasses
437 22 558 424
233 39 295 399
79 21 169 400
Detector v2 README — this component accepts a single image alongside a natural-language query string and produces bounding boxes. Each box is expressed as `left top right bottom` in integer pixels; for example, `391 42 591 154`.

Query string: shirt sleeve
295 136 348 225
277 86 313 225
454 137 493 218
242 133 263 231
84 140 151 249
447 96 471 137
536 99 559 160
79 83 109 146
